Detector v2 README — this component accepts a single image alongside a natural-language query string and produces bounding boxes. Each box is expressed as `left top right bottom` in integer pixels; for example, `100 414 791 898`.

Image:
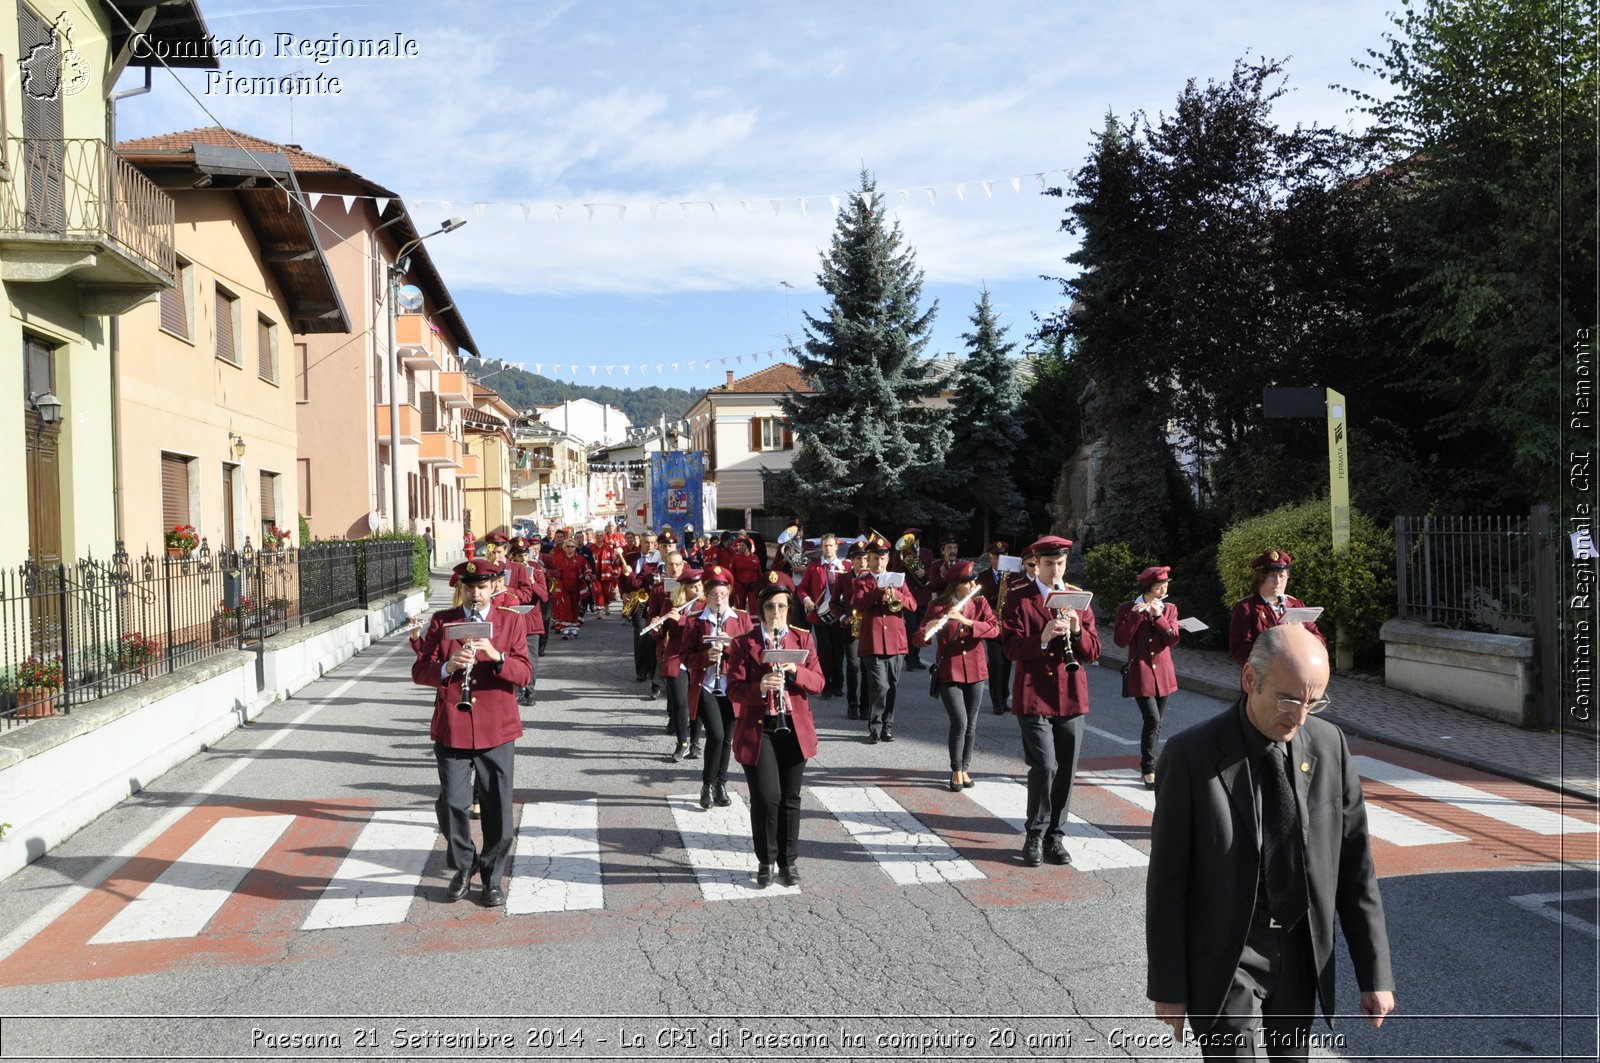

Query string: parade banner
650 451 703 543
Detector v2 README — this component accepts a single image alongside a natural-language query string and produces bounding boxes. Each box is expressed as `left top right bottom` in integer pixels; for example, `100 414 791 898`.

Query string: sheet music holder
1177 616 1210 633
1044 590 1093 611
761 648 810 666
995 555 1025 573
443 621 493 640
1282 606 1324 625
874 571 906 588
508 605 536 615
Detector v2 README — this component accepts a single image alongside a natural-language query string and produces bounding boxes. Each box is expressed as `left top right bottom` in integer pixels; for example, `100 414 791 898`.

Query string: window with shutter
160 260 191 339
372 352 384 402
161 452 192 530
220 464 237 550
421 390 438 432
260 471 278 540
749 418 761 452
782 421 793 450
257 316 277 382
215 286 238 364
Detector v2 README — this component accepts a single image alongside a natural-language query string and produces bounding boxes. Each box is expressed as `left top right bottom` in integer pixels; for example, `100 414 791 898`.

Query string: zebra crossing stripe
1355 757 1598 836
666 794 799 900
89 814 295 944
508 799 604 915
301 810 437 931
1080 768 1157 813
964 778 1148 871
808 785 984 885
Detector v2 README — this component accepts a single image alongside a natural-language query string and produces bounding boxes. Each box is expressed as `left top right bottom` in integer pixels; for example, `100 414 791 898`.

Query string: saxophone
621 588 650 619
849 608 864 639
996 569 1012 617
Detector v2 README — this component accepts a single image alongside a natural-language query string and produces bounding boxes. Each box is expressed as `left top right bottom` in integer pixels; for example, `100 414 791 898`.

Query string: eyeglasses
1277 696 1330 715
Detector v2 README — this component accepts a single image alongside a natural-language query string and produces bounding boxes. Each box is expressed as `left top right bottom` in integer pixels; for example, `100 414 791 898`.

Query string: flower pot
18 688 55 719
166 546 182 559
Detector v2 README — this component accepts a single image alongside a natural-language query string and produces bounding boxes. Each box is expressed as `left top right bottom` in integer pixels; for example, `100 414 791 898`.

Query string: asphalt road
0 597 1593 1062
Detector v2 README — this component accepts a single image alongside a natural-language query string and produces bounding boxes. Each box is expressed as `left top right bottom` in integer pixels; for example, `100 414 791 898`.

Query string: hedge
1082 542 1159 612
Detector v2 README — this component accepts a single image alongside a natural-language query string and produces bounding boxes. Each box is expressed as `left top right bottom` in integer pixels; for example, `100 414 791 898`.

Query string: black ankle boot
699 783 713 810
712 782 732 807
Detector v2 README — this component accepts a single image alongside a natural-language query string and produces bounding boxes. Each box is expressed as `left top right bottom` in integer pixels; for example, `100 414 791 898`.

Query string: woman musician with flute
1113 565 1180 790
681 565 752 809
916 561 1000 792
723 584 825 888
651 565 706 762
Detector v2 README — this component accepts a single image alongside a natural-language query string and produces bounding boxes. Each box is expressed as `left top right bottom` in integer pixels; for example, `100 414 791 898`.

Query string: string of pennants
474 347 796 380
302 169 1069 223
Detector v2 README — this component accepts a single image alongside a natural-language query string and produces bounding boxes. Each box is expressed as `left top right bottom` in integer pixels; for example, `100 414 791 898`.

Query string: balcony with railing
457 452 481 479
437 371 473 408
394 313 445 372
374 402 422 445
419 431 463 468
0 138 176 313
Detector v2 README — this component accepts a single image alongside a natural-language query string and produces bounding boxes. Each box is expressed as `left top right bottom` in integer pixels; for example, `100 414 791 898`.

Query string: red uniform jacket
1228 593 1325 691
650 593 705 677
1113 599 1180 698
849 572 917 656
889 545 938 609
926 557 964 597
621 553 662 593
917 594 1000 684
729 550 762 605
411 604 531 749
1000 581 1101 717
723 625 825 765
505 560 536 606
798 556 850 624
681 606 753 720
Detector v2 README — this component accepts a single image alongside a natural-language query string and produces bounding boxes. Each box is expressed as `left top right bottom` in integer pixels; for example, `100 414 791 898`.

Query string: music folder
1282 606 1324 625
1044 590 1093 611
874 571 906 588
995 555 1025 573
761 648 810 666
1177 616 1210 633
508 605 536 614
443 621 493 640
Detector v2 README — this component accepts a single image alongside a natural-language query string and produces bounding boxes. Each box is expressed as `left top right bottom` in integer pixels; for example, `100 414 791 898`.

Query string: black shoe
672 742 689 762
881 728 895 742
779 864 800 887
537 646 547 657
699 784 713 810
446 869 471 902
755 864 772 888
906 660 926 671
949 776 963 793
482 883 506 907
636 675 648 683
868 731 880 745
518 688 534 706
1022 832 1044 867
713 783 732 807
687 741 701 760
963 776 975 789
991 704 1009 715
1044 834 1071 865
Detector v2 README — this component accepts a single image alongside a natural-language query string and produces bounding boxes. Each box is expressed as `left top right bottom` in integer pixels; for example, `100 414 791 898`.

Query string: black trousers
699 691 735 787
813 621 845 694
843 636 862 710
742 724 807 867
901 605 925 666
863 653 901 733
538 599 552 654
631 612 658 683
1016 714 1084 836
1134 694 1169 775
1192 916 1317 1060
939 679 986 771
985 639 1012 710
434 738 516 885
523 635 538 691
666 672 700 745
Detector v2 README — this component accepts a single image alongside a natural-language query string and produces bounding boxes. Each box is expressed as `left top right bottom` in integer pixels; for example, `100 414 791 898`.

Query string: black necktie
1261 746 1308 928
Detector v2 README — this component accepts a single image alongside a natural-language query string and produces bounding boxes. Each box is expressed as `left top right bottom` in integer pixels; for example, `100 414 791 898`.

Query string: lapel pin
1300 761 1310 773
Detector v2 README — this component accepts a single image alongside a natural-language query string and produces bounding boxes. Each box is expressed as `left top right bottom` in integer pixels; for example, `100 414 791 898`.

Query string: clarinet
456 641 475 710
1053 581 1081 673
766 629 792 735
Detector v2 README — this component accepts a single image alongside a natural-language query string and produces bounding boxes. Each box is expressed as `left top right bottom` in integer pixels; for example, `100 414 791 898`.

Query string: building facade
531 397 631 448
461 384 516 540
683 364 811 525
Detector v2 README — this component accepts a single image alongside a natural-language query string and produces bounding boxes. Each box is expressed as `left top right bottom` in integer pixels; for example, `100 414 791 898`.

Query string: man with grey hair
799 533 848 700
1146 624 1395 1059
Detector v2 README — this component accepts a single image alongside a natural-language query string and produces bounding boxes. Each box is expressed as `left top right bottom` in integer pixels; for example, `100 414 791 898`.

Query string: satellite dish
397 285 425 312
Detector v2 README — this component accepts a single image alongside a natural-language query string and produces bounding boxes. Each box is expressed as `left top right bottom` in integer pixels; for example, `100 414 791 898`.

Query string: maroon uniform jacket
621 553 662 594
411 604 532 749
849 572 917 656
504 560 536 606
1113 599 1180 698
1228 593 1325 692
926 557 964 597
723 625 825 765
798 555 850 624
681 606 753 720
916 594 1000 684
1000 581 1101 718
889 545 938 609
650 593 705 677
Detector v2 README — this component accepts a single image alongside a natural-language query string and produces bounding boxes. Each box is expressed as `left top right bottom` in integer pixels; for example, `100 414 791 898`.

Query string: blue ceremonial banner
649 451 703 543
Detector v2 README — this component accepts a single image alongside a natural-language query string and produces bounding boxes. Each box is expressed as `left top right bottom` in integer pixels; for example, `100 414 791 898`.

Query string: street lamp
385 216 466 533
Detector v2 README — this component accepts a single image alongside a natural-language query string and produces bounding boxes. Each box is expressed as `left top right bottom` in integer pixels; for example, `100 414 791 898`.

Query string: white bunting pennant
739 200 751 216
956 183 966 201
709 202 720 216
616 205 626 220
519 203 531 220
680 203 691 217
374 196 390 215
926 187 937 204
1010 176 1022 192
1036 173 1047 189
858 191 871 206
308 192 323 211
982 180 993 198
770 199 781 215
584 205 595 221
799 198 809 214
570 364 578 375
590 366 597 375
899 189 910 206
441 201 453 215
553 204 564 221
475 202 486 218
649 204 659 218
341 194 355 213
828 195 840 212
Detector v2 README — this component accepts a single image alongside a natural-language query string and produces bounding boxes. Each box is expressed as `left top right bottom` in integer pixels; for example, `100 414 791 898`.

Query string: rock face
1053 438 1107 544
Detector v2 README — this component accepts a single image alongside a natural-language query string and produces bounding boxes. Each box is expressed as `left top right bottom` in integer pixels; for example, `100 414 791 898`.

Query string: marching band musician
916 560 1000 793
842 541 869 719
1000 535 1101 869
729 533 763 612
1114 565 1181 789
723 584 826 888
623 531 664 696
644 549 692 724
410 559 531 907
652 564 706 761
889 527 936 671
1227 549 1325 692
926 531 964 596
852 535 917 743
977 541 1014 715
681 565 751 809
798 533 849 701
506 537 548 705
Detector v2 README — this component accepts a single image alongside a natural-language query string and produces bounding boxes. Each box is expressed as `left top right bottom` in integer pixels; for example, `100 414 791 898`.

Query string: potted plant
116 632 160 676
164 523 198 559
265 596 292 624
262 525 290 552
213 596 256 641
15 656 64 718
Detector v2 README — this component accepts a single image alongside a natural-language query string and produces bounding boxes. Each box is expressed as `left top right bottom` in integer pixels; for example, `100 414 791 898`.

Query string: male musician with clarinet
852 534 918 744
410 559 532 907
977 540 1014 715
1000 535 1101 868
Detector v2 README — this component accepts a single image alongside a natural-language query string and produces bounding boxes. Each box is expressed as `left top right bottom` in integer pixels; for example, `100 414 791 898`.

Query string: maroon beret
1137 565 1172 587
1028 535 1074 557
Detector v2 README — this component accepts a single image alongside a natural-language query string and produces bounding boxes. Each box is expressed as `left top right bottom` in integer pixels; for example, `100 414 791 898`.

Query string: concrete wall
0 588 424 881
1380 618 1535 727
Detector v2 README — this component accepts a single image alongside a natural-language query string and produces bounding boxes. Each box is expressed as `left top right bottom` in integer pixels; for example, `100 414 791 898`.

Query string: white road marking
1509 889 1600 939
1361 803 1469 847
301 810 437 930
809 784 984 885
508 799 604 915
1355 757 1598 836
964 777 1148 871
666 793 799 900
90 815 294 943
1080 768 1157 813
1082 723 1138 746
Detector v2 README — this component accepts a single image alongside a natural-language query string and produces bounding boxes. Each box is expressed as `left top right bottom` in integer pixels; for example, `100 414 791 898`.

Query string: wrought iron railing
1394 514 1535 635
0 137 175 282
0 538 422 728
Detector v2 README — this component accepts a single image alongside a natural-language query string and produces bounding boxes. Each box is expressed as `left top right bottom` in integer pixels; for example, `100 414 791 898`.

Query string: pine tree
947 290 1027 544
763 172 954 529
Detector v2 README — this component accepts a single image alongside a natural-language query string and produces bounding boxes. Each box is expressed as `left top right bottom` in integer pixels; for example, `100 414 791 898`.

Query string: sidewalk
1097 642 1600 803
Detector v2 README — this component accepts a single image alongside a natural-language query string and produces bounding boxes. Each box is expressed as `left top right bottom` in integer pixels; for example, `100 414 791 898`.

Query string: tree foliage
763 172 954 528
463 359 695 431
1014 331 1088 537
947 291 1027 543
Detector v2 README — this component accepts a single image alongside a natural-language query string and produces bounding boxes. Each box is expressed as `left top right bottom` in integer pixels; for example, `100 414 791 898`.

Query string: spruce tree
947 290 1027 544
763 171 953 529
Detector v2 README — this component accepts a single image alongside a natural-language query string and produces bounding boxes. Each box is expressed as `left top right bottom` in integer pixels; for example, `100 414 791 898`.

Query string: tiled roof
712 362 813 394
116 127 352 175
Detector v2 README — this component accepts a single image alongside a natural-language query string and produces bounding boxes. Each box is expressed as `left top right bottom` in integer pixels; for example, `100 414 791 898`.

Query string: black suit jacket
1145 701 1393 1027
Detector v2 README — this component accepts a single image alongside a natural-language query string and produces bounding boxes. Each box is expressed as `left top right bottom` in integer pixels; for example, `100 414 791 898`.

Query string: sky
112 0 1403 395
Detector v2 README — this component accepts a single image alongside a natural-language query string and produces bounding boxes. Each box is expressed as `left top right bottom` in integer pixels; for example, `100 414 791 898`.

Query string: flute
923 585 982 640
641 590 703 636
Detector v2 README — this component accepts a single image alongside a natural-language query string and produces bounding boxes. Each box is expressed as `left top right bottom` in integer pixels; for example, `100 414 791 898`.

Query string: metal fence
0 538 420 729
1395 515 1535 635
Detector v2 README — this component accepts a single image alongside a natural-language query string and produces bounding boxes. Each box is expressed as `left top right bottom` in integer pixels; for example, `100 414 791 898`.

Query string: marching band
409 520 1313 895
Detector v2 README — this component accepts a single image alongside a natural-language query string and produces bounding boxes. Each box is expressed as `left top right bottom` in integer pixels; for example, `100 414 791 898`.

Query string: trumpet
641 591 703 636
621 587 650 619
1052 581 1081 673
766 629 792 735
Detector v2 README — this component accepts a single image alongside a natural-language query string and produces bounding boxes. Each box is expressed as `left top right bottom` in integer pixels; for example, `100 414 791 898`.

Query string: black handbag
1120 661 1131 698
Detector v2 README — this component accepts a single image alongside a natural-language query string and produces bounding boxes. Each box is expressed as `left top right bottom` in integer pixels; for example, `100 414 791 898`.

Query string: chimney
725 370 734 387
